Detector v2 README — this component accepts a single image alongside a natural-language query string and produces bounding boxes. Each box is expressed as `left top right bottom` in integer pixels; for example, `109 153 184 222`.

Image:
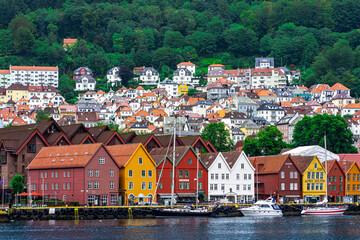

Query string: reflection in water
0 216 359 239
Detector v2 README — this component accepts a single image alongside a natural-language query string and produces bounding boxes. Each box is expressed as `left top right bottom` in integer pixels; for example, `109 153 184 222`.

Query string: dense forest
1 0 360 100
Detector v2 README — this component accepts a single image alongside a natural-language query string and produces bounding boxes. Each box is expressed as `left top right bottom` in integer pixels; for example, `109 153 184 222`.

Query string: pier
0 203 358 221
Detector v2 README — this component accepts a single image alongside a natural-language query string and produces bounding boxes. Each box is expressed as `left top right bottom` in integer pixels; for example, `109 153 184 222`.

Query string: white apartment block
10 66 59 88
251 68 287 89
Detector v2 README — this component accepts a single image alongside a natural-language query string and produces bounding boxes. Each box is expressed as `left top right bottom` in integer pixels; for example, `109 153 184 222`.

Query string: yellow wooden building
292 156 327 203
340 161 360 202
106 143 156 205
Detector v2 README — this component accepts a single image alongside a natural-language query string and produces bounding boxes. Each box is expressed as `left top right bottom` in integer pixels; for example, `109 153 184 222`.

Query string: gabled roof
0 128 49 154
201 152 220 169
28 143 117 169
150 145 206 168
249 154 293 174
106 143 155 168
291 156 317 174
130 134 162 148
330 83 350 91
179 135 213 152
61 124 88 140
156 135 184 147
97 131 125 145
87 126 110 139
338 160 358 174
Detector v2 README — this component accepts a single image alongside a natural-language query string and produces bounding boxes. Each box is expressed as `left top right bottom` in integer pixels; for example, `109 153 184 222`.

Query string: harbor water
1 216 360 239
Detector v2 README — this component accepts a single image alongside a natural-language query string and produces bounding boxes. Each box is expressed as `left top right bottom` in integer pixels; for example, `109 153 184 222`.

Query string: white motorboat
240 197 283 216
301 207 346 215
301 200 346 215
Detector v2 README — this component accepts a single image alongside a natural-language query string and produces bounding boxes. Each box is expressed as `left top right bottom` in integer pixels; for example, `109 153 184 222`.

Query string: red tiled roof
63 39 77 44
10 66 58 71
28 143 104 169
178 62 195 66
106 144 140 167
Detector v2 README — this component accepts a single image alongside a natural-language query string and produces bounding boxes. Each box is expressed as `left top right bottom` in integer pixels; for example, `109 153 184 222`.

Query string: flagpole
1 178 3 208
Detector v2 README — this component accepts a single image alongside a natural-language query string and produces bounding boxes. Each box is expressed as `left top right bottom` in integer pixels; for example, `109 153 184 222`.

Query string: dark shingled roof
201 152 219 168
291 156 316 174
88 126 110 139
222 151 241 169
0 129 42 152
61 124 87 140
249 155 290 174
150 146 191 165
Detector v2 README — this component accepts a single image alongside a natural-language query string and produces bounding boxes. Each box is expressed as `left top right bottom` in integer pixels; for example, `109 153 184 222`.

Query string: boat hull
240 209 283 217
301 208 346 215
153 209 212 217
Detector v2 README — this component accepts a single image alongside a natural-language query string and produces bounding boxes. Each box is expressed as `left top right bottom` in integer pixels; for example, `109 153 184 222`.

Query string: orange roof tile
11 117 27 126
178 62 195 66
28 143 103 169
344 103 360 109
281 101 292 108
258 90 277 97
63 39 77 44
291 96 306 103
106 144 140 167
0 70 10 74
331 83 350 91
209 64 225 67
10 66 58 71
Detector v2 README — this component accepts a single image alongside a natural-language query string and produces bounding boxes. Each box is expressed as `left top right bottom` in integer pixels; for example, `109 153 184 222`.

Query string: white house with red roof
341 103 360 116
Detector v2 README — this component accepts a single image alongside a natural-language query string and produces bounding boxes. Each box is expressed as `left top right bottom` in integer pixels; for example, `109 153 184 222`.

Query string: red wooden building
150 146 208 204
27 143 120 206
326 160 346 202
251 154 302 203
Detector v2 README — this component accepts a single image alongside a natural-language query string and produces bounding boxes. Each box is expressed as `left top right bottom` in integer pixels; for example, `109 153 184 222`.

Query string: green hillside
1 0 360 98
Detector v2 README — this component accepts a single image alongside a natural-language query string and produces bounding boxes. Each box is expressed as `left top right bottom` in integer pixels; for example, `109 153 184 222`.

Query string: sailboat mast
324 133 327 203
171 117 176 209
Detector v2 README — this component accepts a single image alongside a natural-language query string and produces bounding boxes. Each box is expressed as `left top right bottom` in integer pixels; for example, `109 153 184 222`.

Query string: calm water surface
1 216 360 239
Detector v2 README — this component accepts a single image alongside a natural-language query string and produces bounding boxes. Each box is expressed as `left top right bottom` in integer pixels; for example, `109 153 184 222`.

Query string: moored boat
240 197 283 216
301 205 346 215
154 205 212 217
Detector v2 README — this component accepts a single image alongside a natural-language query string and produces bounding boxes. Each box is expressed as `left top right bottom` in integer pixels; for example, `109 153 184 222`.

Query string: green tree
301 33 319 67
10 174 24 195
189 31 216 55
0 29 13 56
243 126 287 157
223 26 258 56
201 122 234 152
163 31 185 49
242 138 261 157
35 110 50 123
259 34 273 55
292 114 357 153
13 27 35 54
152 47 183 69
